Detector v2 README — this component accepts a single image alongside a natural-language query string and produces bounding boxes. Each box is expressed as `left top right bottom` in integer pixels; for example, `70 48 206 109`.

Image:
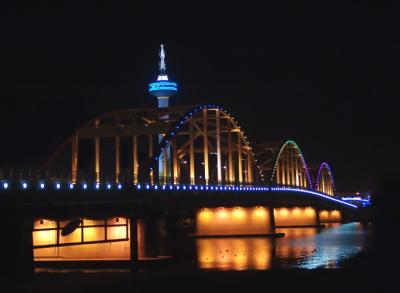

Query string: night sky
0 2 397 192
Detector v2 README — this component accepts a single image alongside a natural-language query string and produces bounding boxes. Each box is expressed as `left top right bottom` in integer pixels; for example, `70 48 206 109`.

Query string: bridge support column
129 216 139 274
281 152 285 185
227 122 234 184
149 135 153 184
203 109 209 185
276 160 280 184
71 132 79 183
247 151 253 184
189 117 195 184
95 119 100 183
290 153 293 186
139 216 159 259
300 168 304 187
133 135 138 184
315 208 321 227
295 153 299 186
237 133 242 184
163 148 168 184
269 207 276 234
115 135 120 183
285 149 289 185
216 110 222 184
172 137 178 184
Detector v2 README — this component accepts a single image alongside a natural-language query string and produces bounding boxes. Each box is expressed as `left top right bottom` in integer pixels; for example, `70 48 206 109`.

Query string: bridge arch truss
152 104 256 185
42 104 257 186
270 140 312 188
315 162 336 196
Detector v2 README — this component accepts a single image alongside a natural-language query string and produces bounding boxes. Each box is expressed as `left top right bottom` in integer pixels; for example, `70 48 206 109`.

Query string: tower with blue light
149 44 177 182
148 44 178 108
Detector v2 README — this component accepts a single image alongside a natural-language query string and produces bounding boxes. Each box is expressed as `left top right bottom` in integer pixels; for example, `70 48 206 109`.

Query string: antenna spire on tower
159 44 166 74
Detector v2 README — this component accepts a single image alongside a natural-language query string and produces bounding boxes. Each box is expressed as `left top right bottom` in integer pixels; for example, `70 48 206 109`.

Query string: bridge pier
0 207 34 276
129 216 139 274
269 207 276 233
315 207 321 227
138 215 161 259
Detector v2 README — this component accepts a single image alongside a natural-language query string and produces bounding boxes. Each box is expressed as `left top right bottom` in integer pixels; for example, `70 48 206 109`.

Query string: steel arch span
315 162 336 196
270 140 312 188
151 104 257 185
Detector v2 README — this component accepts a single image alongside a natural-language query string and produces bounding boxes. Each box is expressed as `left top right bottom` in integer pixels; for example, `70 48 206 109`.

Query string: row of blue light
1 181 122 191
0 181 357 208
270 187 357 208
0 181 268 192
136 184 269 192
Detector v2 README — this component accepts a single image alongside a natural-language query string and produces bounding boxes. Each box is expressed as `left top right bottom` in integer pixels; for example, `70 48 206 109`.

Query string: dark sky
0 2 397 192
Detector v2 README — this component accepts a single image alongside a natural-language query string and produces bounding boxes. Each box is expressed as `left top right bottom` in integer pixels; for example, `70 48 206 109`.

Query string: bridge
0 45 365 274
0 103 354 208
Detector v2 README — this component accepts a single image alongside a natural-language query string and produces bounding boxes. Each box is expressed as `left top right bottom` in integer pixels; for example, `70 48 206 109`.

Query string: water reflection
273 227 317 267
300 223 370 269
195 223 371 270
275 223 370 269
196 237 273 270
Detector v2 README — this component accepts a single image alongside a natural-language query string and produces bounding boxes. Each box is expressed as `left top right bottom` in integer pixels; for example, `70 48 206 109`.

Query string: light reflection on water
195 223 371 270
197 238 273 270
279 223 370 269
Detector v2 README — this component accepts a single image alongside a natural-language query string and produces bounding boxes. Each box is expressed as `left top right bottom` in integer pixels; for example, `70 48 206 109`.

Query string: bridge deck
0 184 357 218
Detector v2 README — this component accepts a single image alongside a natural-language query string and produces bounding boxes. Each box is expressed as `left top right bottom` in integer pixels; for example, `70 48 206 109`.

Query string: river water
189 222 372 270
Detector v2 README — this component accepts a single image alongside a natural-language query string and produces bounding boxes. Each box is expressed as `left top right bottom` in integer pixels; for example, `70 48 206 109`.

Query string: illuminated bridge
0 103 355 208
0 45 365 273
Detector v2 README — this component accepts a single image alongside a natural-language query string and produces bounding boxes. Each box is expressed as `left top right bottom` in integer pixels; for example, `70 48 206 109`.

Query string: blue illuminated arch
150 104 256 174
315 162 336 195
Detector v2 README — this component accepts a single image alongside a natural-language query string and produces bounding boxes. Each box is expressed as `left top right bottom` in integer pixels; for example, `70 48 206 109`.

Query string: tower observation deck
148 44 178 108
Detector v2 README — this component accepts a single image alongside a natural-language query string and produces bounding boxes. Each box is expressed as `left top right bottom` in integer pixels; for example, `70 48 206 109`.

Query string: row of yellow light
275 207 316 217
199 207 340 220
198 206 268 222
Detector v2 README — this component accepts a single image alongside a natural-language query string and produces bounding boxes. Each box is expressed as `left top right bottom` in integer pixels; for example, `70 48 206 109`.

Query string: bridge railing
0 168 256 187
0 170 348 202
0 168 341 200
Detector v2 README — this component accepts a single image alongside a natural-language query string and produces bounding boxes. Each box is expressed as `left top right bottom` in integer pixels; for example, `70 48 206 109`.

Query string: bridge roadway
0 183 357 218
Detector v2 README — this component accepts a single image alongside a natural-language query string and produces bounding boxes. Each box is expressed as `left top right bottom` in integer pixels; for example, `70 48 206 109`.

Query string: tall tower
148 44 178 182
148 44 178 107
